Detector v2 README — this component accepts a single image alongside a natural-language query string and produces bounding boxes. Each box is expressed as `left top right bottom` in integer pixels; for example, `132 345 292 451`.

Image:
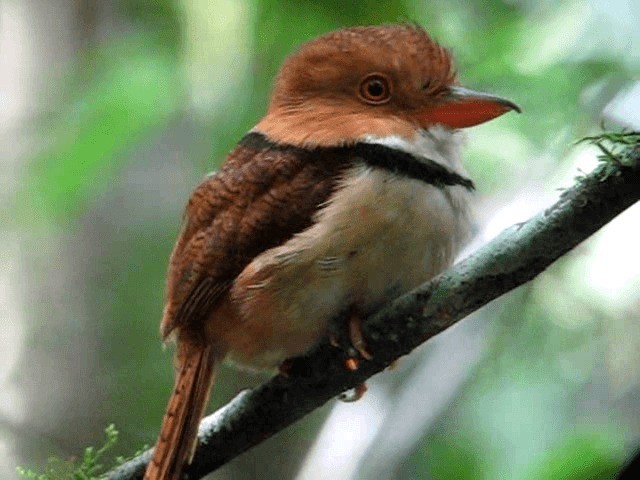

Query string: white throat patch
360 125 466 175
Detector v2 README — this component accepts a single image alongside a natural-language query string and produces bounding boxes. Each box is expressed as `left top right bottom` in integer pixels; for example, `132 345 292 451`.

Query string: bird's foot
348 314 373 361
338 383 368 402
329 310 373 370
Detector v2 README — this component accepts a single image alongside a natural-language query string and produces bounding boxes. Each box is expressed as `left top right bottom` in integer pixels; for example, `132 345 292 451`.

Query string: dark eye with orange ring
358 74 391 104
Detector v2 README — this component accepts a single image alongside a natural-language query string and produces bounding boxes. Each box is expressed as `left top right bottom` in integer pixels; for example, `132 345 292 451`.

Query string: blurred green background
1 0 639 479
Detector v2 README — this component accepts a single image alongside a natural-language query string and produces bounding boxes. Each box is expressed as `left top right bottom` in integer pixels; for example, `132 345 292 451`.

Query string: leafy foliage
17 425 119 480
577 130 640 166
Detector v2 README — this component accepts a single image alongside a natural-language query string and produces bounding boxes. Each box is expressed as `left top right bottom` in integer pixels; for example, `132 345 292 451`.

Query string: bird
144 23 519 480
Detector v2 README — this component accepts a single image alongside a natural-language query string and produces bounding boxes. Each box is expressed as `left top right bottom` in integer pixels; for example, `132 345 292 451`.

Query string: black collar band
239 132 475 191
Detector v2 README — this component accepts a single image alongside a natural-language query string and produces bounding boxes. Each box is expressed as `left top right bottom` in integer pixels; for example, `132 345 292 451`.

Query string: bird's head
256 24 519 148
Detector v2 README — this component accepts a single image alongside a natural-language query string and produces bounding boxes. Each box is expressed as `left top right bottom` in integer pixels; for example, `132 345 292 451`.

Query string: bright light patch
576 203 640 304
295 389 387 480
481 190 553 242
603 81 640 130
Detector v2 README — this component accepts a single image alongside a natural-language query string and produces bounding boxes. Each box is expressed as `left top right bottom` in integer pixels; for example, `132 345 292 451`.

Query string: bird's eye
358 74 391 105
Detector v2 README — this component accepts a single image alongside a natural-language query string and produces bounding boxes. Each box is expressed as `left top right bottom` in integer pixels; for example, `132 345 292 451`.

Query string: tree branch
109 137 640 480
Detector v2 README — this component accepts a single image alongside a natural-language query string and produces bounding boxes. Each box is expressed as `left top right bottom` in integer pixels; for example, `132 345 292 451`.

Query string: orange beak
416 86 521 129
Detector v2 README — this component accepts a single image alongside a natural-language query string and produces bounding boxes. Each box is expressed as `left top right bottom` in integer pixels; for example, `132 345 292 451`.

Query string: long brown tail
145 342 219 480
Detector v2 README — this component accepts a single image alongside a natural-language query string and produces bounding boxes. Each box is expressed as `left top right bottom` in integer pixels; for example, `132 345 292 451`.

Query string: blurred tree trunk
0 0 119 474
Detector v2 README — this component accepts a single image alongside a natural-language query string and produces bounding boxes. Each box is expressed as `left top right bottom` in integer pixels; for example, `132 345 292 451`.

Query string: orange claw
349 315 373 360
345 357 359 371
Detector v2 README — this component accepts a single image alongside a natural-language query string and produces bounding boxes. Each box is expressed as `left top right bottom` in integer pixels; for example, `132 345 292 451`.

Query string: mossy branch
109 132 640 480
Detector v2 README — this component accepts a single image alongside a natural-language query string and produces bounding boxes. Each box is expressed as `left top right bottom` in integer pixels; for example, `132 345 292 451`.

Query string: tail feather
145 343 219 480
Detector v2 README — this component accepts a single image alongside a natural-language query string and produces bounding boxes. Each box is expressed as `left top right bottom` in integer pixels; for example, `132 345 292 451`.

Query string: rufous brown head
256 24 519 148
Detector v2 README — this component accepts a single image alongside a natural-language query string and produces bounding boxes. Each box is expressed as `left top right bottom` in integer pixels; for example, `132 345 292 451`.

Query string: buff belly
224 164 472 369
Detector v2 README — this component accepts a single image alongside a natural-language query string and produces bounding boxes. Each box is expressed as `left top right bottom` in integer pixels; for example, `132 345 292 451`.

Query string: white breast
285 163 473 311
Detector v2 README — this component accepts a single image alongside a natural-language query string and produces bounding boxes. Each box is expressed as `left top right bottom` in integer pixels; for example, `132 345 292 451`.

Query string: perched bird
145 24 519 480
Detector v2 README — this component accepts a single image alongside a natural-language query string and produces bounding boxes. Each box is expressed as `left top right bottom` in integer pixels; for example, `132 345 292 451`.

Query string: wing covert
160 133 350 339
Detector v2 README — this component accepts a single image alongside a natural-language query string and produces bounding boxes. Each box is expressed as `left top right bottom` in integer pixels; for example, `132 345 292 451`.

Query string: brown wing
160 133 349 339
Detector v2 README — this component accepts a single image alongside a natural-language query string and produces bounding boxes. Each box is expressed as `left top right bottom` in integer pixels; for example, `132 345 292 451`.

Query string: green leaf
522 431 625 480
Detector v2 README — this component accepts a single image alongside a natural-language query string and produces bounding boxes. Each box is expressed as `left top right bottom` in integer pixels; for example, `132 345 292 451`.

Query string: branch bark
109 140 640 480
